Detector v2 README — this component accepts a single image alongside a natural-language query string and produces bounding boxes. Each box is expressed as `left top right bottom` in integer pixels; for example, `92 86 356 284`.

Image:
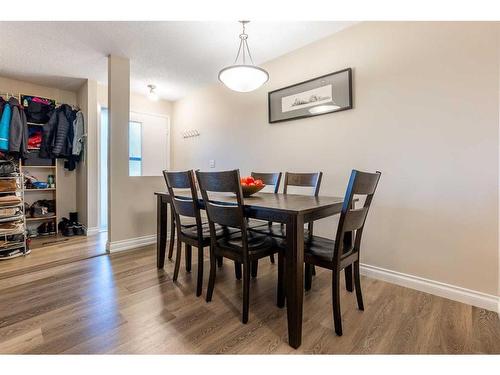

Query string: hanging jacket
8 97 28 159
0 99 12 151
52 104 73 157
72 111 84 156
0 97 5 119
39 107 58 159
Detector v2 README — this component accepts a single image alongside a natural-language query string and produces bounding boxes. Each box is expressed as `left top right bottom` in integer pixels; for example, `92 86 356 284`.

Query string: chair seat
304 235 354 263
181 222 228 240
216 231 277 258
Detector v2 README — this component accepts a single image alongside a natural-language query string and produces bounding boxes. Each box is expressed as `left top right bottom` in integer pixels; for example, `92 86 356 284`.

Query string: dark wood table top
155 191 345 215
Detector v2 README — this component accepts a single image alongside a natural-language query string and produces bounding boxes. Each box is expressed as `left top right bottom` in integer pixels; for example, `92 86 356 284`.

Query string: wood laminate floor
0 239 499 354
0 232 107 280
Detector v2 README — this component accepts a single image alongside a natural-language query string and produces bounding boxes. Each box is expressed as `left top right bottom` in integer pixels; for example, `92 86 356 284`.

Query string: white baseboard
86 227 100 236
360 263 499 313
107 234 157 253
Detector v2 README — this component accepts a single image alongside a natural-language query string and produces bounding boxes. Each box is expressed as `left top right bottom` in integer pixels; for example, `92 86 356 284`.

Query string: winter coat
72 111 84 156
52 104 74 157
40 104 76 159
7 97 28 158
39 107 58 159
0 99 12 151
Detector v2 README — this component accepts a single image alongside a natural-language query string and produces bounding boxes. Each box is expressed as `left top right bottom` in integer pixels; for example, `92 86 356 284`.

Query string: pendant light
218 21 269 92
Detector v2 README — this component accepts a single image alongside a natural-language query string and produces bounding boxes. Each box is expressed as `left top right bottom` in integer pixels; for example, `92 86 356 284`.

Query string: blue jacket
0 102 11 151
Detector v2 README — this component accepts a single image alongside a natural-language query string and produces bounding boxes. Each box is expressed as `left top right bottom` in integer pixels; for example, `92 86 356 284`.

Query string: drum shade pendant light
218 21 269 92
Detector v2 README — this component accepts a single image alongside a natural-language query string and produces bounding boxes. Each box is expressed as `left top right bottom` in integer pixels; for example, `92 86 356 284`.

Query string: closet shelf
25 188 56 192
21 165 56 169
26 215 56 222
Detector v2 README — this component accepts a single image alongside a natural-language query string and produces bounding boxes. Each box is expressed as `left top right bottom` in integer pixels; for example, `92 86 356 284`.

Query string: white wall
96 81 172 245
172 22 500 296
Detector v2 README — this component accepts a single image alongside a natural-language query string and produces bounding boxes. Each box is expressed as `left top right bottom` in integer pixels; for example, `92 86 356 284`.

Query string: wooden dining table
155 191 349 349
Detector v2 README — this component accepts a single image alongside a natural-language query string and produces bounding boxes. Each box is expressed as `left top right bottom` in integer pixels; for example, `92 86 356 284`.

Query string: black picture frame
268 67 353 124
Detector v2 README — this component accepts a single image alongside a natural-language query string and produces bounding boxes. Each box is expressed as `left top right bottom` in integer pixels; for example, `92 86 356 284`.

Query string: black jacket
8 97 28 159
40 104 75 159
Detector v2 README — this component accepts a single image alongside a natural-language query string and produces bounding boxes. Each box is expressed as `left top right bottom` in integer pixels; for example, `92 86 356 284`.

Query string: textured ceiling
0 21 355 100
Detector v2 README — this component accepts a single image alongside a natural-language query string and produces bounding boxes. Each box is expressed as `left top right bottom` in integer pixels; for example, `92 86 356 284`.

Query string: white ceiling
0 21 355 101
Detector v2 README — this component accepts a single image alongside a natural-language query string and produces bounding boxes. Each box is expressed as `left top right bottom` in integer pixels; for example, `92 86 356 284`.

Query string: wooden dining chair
303 170 381 336
163 170 226 297
249 171 322 278
250 171 323 239
196 169 281 324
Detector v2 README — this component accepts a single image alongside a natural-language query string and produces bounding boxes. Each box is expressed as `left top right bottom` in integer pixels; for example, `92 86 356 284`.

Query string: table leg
156 196 168 269
286 214 304 349
168 209 175 259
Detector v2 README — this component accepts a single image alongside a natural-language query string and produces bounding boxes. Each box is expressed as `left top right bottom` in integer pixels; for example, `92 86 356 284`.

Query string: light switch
209 160 215 168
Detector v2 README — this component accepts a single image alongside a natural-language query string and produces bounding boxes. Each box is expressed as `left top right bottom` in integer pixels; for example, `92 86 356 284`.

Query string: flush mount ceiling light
218 21 269 93
147 84 159 101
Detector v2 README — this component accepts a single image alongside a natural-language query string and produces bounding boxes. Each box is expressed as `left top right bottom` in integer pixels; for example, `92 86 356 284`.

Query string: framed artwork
268 68 352 123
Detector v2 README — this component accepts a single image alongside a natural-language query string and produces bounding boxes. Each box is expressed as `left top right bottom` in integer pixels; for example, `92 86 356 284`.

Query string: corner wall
96 82 172 248
172 22 500 298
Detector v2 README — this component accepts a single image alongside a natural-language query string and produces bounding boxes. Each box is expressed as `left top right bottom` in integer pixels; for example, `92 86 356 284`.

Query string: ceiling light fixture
147 84 159 101
218 21 269 93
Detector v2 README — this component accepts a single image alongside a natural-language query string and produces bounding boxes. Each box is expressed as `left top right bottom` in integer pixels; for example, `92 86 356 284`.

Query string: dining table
155 190 351 349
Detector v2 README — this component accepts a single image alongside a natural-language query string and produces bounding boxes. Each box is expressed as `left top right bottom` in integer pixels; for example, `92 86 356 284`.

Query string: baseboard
86 227 100 236
360 263 499 313
107 234 157 253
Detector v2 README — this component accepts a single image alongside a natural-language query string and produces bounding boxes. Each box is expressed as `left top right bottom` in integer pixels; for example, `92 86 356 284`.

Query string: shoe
63 224 75 237
73 222 84 236
37 222 49 236
58 218 70 232
46 221 56 235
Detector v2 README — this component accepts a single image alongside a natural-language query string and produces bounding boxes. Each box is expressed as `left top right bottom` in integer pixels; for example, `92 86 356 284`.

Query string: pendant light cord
232 21 255 66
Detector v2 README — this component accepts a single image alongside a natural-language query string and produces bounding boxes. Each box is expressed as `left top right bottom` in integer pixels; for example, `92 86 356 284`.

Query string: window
129 121 142 176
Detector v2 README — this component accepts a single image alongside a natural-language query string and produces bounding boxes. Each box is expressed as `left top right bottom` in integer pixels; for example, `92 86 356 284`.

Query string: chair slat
342 207 369 232
197 170 240 193
352 171 380 195
205 202 243 228
172 197 196 218
251 172 282 193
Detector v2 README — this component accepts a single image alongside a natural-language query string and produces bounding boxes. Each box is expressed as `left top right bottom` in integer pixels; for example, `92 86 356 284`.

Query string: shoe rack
0 173 29 261
20 162 58 238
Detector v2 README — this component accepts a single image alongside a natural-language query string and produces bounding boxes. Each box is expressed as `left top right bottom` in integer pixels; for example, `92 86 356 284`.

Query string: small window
129 121 142 176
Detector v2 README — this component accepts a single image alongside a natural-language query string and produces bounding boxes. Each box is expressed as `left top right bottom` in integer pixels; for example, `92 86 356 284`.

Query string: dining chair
249 171 322 279
196 169 281 324
302 170 381 336
163 170 225 297
250 171 323 239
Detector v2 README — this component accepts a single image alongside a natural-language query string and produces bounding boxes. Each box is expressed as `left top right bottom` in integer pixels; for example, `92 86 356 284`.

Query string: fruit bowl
241 184 265 197
240 176 265 197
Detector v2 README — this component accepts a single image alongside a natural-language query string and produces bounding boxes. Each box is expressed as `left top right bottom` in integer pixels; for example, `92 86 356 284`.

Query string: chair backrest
163 170 203 240
283 172 323 196
333 170 381 263
195 170 248 246
251 172 282 194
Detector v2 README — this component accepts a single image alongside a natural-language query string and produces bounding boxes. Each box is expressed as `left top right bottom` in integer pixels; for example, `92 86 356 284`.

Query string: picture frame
268 67 353 123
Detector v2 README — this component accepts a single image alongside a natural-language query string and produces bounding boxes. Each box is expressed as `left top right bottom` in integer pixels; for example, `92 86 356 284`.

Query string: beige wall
0 75 78 220
76 79 98 230
172 22 500 295
97 80 172 244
